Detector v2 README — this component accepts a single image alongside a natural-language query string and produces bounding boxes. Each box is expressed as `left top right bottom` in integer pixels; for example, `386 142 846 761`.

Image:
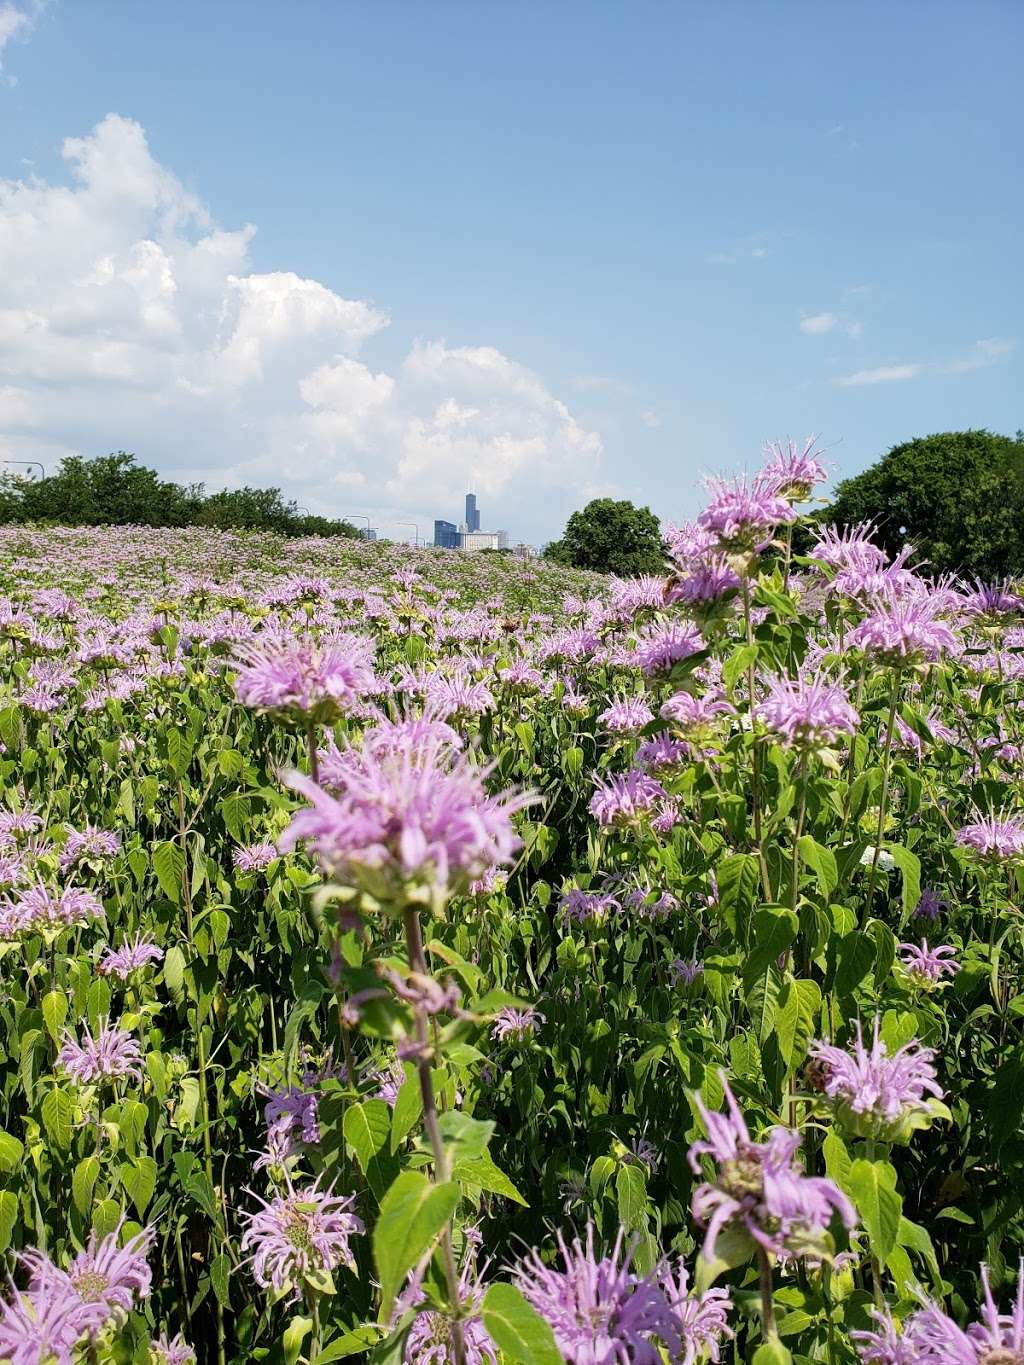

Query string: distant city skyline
0 3 1019 544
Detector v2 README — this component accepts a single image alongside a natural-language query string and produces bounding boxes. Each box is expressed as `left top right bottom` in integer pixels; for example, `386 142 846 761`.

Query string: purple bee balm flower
808 521 888 574
635 734 690 772
660 690 735 739
2 884 104 936
0 1256 108 1365
589 770 667 828
423 673 495 720
854 1262 1024 1365
808 1018 944 1142
491 1005 545 1041
688 1075 855 1262
0 808 42 839
513 1224 686 1365
239 1177 364 1292
280 734 530 899
890 708 956 761
759 436 828 501
598 696 656 733
665 558 742 609
658 1262 733 1365
956 809 1024 860
264 1085 321 1146
232 841 278 874
97 933 164 977
961 578 1024 623
898 939 959 988
698 474 796 554
915 886 950 920
608 575 670 619
631 621 704 676
372 1057 406 1107
59 824 120 872
232 630 377 723
670 958 703 987
848 600 958 664
561 888 620 923
58 1020 143 1086
755 671 859 749
38 1221 154 1326
150 1332 198 1365
396 1262 498 1365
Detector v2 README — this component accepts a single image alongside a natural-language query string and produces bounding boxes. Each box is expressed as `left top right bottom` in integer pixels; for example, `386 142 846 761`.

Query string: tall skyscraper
433 519 460 549
465 492 480 532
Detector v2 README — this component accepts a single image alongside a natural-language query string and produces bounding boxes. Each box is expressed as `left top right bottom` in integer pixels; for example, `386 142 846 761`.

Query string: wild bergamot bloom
240 1177 364 1293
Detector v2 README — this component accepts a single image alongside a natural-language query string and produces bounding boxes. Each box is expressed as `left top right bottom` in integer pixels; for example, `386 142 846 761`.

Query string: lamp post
395 521 420 547
3 460 45 480
343 514 372 539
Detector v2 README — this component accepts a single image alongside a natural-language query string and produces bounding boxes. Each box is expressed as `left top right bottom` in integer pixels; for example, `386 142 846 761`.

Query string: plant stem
757 1247 777 1341
306 721 320 784
742 578 772 903
402 906 467 1365
862 671 901 925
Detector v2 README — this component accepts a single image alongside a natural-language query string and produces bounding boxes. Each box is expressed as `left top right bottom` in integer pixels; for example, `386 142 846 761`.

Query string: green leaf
715 852 760 935
166 728 192 777
211 1253 232 1309
0 1191 18 1253
41 1087 74 1150
153 840 184 904
41 989 68 1045
373 1172 459 1317
885 842 921 923
313 1326 388 1362
834 931 875 999
120 1155 158 1217
752 1343 793 1365
742 907 799 991
217 748 244 778
390 1066 423 1153
283 1315 313 1365
344 1100 397 1202
797 836 839 898
615 1162 647 1230
452 1152 528 1206
163 945 186 998
72 1156 101 1216
480 1283 563 1365
848 1157 901 1262
184 1169 220 1222
0 1131 23 1174
92 1198 122 1240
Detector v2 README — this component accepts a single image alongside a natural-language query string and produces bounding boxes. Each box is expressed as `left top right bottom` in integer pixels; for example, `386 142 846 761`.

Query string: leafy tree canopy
0 452 359 538
816 430 1024 580
544 497 663 576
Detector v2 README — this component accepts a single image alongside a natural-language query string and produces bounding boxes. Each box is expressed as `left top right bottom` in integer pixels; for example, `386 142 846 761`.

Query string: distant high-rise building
465 492 480 532
461 530 509 552
433 519 460 549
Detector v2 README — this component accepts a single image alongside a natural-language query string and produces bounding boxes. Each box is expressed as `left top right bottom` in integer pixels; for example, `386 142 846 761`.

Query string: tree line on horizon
0 452 361 539
543 429 1024 581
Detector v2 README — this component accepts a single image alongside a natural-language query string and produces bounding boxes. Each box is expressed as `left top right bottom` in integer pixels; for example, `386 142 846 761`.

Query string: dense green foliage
0 453 360 538
544 497 663 576
819 429 1024 579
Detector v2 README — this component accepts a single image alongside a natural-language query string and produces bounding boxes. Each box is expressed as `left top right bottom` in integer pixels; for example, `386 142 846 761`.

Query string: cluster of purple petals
898 940 959 985
688 1077 855 1261
697 474 796 551
589 771 668 828
808 1020 942 1123
59 824 120 871
58 1021 143 1085
854 1262 1024 1365
513 1224 732 1365
755 671 859 748
232 630 377 718
760 436 829 499
0 1222 160 1365
491 1005 545 1041
955 810 1024 860
0 884 104 937
240 1177 364 1291
598 696 655 733
232 841 278 873
848 600 958 663
631 621 704 675
97 932 164 977
281 733 529 892
396 1262 499 1365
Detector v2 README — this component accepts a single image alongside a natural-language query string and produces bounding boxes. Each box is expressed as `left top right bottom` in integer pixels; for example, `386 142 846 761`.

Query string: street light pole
342 514 372 539
395 521 420 547
3 460 45 480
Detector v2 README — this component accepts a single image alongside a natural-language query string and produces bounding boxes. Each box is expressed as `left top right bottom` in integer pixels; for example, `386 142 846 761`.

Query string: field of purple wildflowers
0 445 1022 1365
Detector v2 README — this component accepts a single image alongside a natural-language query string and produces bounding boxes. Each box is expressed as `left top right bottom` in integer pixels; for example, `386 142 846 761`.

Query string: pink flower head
232 630 377 723
589 770 667 828
759 436 828 501
898 940 959 988
698 474 795 554
688 1074 854 1262
956 809 1024 860
491 1005 545 1041
58 1020 143 1086
631 621 704 676
848 600 957 664
755 671 859 749
808 1019 944 1142
281 735 530 899
97 933 164 978
598 696 655 733
240 1177 364 1292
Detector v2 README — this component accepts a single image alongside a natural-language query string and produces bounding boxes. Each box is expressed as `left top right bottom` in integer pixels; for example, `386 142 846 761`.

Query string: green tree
817 430 1024 580
544 498 663 576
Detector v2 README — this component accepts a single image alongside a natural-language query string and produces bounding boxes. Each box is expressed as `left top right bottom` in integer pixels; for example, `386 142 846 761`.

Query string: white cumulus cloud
0 114 603 540
837 364 925 387
800 312 839 336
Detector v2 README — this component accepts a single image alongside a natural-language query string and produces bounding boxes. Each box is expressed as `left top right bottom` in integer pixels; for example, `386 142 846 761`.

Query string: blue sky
0 1 1020 545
